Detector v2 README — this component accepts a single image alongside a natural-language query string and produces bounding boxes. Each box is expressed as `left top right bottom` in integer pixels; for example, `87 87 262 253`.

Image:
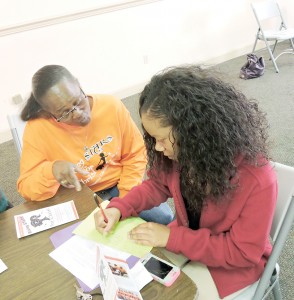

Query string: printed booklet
97 245 152 300
14 200 79 238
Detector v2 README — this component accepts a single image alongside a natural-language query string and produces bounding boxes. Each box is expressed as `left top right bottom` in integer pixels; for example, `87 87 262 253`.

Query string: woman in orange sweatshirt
17 65 173 224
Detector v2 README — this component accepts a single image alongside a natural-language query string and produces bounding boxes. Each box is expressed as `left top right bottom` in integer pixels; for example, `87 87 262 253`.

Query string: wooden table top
0 185 197 300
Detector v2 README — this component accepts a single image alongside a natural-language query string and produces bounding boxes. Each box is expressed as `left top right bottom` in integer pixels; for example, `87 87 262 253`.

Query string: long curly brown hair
139 65 270 213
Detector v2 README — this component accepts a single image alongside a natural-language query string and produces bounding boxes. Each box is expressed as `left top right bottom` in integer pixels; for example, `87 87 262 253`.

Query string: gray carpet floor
0 41 293 299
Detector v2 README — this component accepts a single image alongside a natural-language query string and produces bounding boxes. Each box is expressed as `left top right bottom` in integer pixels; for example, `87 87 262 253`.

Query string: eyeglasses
52 89 87 122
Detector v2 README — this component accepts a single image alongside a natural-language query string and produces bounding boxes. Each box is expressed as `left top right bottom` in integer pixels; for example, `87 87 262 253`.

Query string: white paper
0 259 8 274
14 200 79 238
49 235 100 289
49 235 152 291
131 261 153 290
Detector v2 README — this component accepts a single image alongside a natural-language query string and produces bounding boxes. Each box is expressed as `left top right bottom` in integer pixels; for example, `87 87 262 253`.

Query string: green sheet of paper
73 201 152 258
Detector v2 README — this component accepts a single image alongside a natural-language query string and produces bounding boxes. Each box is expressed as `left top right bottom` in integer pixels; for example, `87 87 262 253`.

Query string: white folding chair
234 161 294 300
163 162 294 300
251 0 294 73
6 114 26 159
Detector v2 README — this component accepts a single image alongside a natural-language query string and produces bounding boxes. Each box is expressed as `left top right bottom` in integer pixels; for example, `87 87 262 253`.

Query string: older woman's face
141 113 177 161
40 78 91 126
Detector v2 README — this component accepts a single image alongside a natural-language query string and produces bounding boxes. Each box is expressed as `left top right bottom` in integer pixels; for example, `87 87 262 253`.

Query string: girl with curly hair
94 65 277 299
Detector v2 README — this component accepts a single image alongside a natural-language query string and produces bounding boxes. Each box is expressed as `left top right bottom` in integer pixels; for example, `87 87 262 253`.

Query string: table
0 185 197 299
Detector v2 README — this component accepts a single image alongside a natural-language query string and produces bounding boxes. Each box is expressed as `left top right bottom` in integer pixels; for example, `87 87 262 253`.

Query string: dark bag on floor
240 53 265 79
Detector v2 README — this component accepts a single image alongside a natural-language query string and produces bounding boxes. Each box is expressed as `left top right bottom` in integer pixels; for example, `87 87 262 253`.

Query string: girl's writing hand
94 208 121 235
128 222 170 247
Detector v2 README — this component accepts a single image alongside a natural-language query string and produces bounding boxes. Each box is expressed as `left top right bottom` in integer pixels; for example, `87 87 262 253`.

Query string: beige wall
0 0 293 143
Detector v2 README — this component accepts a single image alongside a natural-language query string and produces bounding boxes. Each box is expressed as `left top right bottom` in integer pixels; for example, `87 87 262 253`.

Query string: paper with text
73 201 152 258
49 235 152 290
14 200 79 238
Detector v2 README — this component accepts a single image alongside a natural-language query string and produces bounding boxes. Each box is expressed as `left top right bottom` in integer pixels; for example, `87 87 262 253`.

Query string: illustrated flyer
14 200 79 238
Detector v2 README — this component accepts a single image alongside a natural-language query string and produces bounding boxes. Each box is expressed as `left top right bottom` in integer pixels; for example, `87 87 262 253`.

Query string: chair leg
290 38 294 50
272 280 282 300
252 35 259 53
272 40 278 55
264 40 279 73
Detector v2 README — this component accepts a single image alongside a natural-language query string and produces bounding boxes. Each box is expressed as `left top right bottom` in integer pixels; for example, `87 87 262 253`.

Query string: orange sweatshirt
17 94 147 201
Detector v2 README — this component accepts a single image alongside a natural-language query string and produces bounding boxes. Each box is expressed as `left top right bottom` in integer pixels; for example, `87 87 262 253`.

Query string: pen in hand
93 194 109 223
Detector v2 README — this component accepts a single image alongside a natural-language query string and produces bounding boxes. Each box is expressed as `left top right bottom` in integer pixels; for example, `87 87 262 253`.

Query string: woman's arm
17 130 60 201
108 169 172 218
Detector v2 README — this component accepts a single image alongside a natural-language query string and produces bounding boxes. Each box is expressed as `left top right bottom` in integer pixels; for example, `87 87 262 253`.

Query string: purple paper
50 222 81 248
49 221 139 292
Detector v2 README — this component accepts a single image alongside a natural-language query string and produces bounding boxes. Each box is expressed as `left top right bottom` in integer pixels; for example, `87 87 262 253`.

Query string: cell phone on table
140 253 180 287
